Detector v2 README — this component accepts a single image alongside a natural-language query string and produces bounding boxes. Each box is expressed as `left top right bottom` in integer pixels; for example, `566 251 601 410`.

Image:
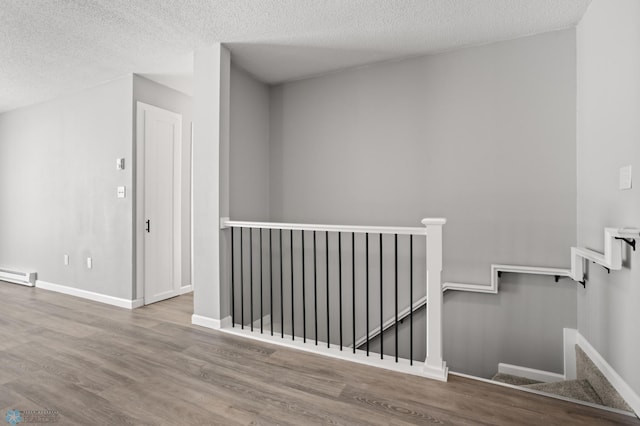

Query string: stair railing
219 217 448 381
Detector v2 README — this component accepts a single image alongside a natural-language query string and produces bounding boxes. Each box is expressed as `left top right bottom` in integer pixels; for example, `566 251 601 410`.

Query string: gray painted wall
576 0 640 395
133 75 193 288
228 63 271 322
0 76 134 299
230 64 270 221
268 30 578 377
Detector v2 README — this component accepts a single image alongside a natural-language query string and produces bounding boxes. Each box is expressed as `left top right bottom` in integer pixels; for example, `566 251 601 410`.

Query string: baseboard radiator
0 268 37 287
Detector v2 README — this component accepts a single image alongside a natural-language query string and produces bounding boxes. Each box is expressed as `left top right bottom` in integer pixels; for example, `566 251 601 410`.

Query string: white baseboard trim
179 285 193 295
216 325 449 382
577 332 640 416
35 280 141 310
191 314 232 330
498 363 565 383
191 315 447 382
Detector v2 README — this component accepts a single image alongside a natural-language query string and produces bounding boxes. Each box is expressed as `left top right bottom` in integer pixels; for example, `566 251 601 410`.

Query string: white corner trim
35 280 142 310
191 314 232 330
498 363 565 383
577 332 640 416
563 328 578 380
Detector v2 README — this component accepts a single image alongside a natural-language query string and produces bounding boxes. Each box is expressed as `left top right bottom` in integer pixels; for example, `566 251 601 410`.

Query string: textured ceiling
0 0 591 113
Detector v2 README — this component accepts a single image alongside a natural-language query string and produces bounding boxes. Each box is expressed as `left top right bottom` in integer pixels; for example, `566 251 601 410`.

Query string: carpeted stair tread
576 346 632 412
523 379 604 406
491 373 543 386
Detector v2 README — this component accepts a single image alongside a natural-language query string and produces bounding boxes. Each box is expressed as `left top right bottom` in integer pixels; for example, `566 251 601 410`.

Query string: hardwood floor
0 281 637 425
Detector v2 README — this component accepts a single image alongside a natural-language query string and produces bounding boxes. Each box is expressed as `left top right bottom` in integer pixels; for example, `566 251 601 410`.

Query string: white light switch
117 186 126 198
620 165 632 190
64 254 69 265
87 257 92 269
116 158 125 170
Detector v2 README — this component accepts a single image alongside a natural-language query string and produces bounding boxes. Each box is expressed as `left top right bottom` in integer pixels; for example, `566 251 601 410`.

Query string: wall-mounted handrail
570 228 640 280
444 265 573 294
444 227 639 294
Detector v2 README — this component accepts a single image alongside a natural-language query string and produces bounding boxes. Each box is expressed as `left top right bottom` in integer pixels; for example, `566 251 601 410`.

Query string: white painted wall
133 75 193 289
0 76 134 299
268 30 578 377
576 0 640 395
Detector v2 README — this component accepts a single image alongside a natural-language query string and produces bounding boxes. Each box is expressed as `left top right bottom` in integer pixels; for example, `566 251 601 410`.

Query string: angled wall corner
192 43 231 321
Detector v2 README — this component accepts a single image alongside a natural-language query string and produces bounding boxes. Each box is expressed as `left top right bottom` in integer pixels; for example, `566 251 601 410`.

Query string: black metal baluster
395 234 398 362
410 235 413 365
250 228 254 332
260 229 263 334
314 231 318 345
270 229 273 336
231 227 235 327
291 230 294 340
380 233 383 360
352 232 356 354
302 231 306 343
339 232 343 351
280 229 284 338
240 228 244 329
326 231 330 348
366 233 369 356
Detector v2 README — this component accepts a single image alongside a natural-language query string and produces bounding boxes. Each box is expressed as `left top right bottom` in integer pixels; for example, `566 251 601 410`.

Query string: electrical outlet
64 254 69 265
87 257 92 269
620 165 632 190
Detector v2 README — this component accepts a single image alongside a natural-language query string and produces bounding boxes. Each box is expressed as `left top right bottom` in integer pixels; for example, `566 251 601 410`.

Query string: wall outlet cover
619 165 632 190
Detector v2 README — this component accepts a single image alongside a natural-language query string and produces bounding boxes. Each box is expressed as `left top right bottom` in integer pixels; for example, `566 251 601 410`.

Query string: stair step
491 373 543 386
523 379 604 406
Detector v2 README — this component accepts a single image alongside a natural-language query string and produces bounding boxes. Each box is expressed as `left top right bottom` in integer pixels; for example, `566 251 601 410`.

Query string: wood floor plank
0 282 637 425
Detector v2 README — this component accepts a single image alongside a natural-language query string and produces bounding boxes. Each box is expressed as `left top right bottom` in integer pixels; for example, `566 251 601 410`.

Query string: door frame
135 101 183 304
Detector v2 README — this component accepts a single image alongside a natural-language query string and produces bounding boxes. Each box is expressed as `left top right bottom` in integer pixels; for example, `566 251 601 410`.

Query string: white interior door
138 103 182 305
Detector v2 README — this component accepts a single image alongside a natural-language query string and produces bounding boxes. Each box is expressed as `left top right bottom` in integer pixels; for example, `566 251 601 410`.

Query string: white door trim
136 101 183 305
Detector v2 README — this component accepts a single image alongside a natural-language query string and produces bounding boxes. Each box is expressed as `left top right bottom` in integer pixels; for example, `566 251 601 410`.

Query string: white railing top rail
220 217 446 236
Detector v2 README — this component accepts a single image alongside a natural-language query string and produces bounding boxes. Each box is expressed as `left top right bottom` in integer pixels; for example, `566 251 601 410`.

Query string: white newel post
422 218 449 381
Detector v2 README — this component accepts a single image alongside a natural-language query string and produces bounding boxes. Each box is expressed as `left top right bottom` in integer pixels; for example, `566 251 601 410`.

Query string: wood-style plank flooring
0 281 638 425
